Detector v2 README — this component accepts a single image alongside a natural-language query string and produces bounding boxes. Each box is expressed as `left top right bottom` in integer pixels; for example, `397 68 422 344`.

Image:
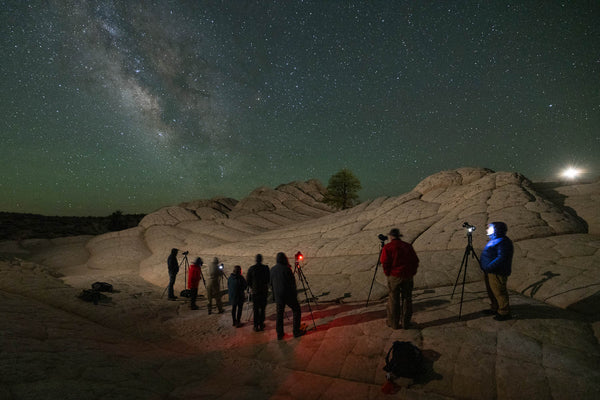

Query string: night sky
2 1 598 216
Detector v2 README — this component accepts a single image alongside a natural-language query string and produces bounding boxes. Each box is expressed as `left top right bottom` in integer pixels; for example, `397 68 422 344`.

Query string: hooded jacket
228 271 247 305
480 222 513 276
167 250 179 274
380 238 419 279
270 262 297 303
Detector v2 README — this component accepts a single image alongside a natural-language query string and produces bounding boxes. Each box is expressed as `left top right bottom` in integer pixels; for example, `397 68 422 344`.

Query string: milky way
1 1 598 215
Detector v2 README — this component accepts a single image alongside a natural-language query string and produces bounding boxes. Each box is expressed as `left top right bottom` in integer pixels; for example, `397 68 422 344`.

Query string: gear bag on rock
91 282 113 292
383 341 424 379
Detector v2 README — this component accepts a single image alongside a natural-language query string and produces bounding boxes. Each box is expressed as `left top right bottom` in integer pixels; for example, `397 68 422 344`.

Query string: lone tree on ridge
323 168 362 210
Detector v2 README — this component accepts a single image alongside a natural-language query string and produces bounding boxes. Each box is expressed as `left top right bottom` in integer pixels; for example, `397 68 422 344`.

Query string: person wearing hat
167 248 180 301
188 257 204 310
380 228 419 329
480 222 514 321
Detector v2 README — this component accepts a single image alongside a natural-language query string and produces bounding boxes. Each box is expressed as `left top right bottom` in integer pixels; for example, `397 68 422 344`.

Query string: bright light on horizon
560 166 583 180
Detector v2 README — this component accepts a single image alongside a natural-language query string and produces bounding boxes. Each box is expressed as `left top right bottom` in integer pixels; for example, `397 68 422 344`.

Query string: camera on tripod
182 250 189 256
378 234 388 242
462 222 476 233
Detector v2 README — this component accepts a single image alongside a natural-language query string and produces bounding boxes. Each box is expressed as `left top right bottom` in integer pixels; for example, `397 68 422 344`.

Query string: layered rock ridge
2 169 598 312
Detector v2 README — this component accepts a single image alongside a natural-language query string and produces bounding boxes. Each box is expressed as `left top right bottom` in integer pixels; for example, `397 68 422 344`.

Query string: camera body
462 222 476 233
378 234 388 242
182 250 189 256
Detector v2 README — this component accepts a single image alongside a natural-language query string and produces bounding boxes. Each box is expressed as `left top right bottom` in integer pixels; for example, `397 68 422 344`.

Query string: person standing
380 228 419 330
228 265 248 327
188 257 204 310
246 254 270 332
270 252 304 340
480 222 514 321
207 257 224 314
167 248 179 301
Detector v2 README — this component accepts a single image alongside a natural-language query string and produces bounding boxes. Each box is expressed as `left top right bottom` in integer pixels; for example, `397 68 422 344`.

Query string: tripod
451 230 481 319
366 237 386 307
245 289 253 322
219 265 228 291
294 259 317 330
181 253 190 293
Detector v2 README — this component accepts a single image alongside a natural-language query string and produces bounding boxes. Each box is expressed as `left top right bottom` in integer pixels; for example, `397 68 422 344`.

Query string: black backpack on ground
78 289 107 305
91 282 113 292
383 341 424 379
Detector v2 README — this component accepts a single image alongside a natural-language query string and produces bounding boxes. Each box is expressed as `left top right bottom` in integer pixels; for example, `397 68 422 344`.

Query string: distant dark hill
0 211 145 241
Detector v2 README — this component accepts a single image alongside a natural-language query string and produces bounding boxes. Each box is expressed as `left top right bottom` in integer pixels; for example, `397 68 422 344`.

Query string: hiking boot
168 297 177 301
482 309 496 315
293 330 306 338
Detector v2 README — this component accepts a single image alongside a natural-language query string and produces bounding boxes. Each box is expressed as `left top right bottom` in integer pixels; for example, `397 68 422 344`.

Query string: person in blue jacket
480 221 514 321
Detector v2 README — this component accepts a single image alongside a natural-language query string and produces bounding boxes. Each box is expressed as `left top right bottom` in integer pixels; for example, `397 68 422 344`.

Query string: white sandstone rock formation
2 168 598 312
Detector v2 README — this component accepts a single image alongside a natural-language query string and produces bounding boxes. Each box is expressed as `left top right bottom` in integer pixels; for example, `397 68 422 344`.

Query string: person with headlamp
207 257 224 314
480 222 514 321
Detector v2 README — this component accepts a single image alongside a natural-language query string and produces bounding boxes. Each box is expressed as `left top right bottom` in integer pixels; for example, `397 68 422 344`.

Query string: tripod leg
246 292 253 322
366 244 385 307
451 249 469 299
458 253 470 320
299 269 319 306
298 271 317 330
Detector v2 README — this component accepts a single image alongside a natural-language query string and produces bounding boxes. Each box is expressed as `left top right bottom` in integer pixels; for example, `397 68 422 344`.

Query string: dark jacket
380 239 419 279
247 263 270 296
480 222 513 276
167 253 179 275
270 262 297 303
228 273 247 305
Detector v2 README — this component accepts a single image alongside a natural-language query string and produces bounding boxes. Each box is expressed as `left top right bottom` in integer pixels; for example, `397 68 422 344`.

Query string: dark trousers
207 282 223 312
387 276 413 329
190 288 198 308
252 293 267 328
276 297 301 336
167 272 177 298
231 301 244 324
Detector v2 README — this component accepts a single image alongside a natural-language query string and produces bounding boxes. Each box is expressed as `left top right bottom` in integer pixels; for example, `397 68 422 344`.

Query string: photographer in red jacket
188 257 204 310
380 228 419 330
